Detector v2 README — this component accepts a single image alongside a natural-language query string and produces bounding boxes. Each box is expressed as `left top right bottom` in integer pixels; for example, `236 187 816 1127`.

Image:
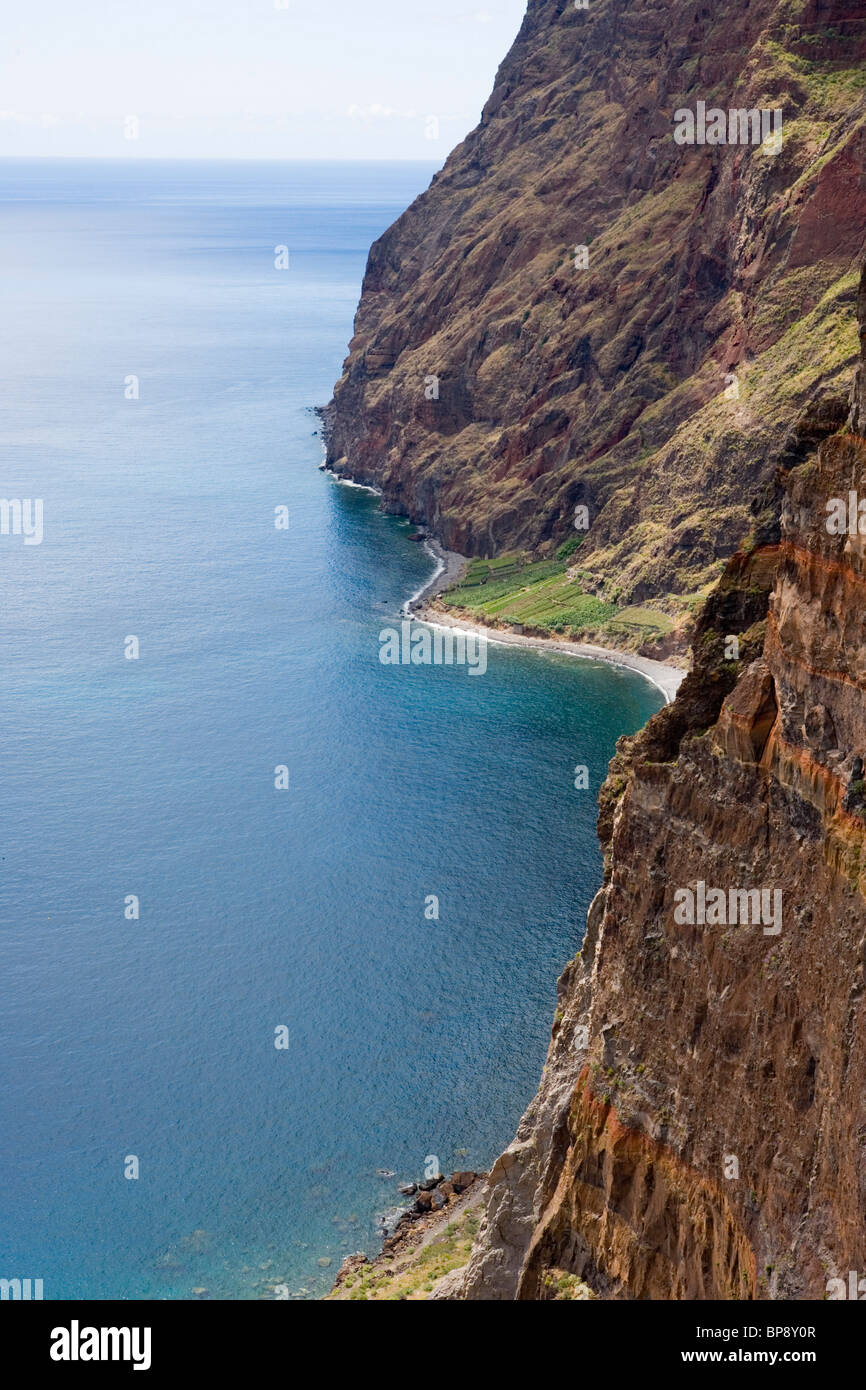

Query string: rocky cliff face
443 272 866 1300
326 0 866 608
328 0 866 1301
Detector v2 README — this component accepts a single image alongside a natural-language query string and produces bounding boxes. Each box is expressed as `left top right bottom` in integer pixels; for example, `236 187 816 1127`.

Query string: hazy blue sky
1 0 527 159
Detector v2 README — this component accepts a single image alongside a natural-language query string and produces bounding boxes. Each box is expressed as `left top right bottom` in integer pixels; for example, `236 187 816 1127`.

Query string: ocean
0 158 662 1299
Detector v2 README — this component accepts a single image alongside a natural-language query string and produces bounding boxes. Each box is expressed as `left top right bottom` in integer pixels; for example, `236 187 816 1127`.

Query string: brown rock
455 268 866 1301
325 1 866 607
332 1253 369 1289
450 1171 477 1193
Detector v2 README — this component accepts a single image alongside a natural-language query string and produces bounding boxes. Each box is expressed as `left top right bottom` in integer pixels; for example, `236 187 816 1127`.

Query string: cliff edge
327 0 866 1300
444 267 866 1299
326 0 866 619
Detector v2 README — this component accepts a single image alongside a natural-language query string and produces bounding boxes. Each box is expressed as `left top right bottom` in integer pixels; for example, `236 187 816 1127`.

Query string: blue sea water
0 158 662 1300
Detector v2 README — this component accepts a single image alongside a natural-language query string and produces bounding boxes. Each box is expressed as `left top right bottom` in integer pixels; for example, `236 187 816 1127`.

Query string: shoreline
402 536 469 612
406 537 686 705
317 465 686 702
327 1172 487 1300
320 467 685 1302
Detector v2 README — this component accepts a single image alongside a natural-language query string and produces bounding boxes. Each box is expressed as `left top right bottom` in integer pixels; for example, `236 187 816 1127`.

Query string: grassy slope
325 1204 597 1300
328 0 866 629
326 1210 480 1301
439 546 677 648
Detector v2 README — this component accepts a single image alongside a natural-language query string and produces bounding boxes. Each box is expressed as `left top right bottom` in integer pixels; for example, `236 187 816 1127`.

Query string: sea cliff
326 0 866 616
446 314 866 1296
326 0 866 1299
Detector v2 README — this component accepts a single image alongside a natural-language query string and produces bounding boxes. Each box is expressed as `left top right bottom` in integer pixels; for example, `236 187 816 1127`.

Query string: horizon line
0 153 445 163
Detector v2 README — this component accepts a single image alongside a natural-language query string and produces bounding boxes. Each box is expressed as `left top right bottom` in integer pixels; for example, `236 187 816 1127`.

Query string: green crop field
440 553 675 644
441 553 617 634
605 606 675 636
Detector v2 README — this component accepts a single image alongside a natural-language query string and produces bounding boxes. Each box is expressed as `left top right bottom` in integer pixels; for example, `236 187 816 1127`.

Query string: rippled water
0 159 662 1298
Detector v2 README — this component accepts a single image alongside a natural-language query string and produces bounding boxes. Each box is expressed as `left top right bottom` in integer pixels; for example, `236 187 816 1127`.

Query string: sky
0 0 528 159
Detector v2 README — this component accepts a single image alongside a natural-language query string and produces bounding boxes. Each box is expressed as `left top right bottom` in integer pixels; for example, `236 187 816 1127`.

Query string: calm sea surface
0 159 661 1298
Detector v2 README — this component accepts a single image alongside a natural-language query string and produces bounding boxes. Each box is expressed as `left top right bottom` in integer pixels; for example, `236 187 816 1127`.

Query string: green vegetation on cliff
440 550 677 646
326 1210 480 1302
326 0 866 632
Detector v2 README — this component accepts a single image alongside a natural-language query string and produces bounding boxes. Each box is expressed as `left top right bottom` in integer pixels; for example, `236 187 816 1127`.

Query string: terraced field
440 552 611 634
438 551 678 646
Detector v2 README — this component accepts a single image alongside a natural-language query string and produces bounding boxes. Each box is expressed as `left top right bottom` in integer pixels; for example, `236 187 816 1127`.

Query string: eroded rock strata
327 0 866 1301
326 0 866 607
445 282 866 1300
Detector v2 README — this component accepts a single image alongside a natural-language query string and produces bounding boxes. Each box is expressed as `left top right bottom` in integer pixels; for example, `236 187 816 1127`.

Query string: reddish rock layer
449 280 866 1302
327 0 866 604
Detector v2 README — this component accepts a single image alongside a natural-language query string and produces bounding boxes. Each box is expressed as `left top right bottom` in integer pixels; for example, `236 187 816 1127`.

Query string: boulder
450 1171 478 1193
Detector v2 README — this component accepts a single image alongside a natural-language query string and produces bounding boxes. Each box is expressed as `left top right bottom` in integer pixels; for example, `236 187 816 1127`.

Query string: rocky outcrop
326 1172 485 1301
326 0 866 1301
447 270 866 1300
326 0 866 607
